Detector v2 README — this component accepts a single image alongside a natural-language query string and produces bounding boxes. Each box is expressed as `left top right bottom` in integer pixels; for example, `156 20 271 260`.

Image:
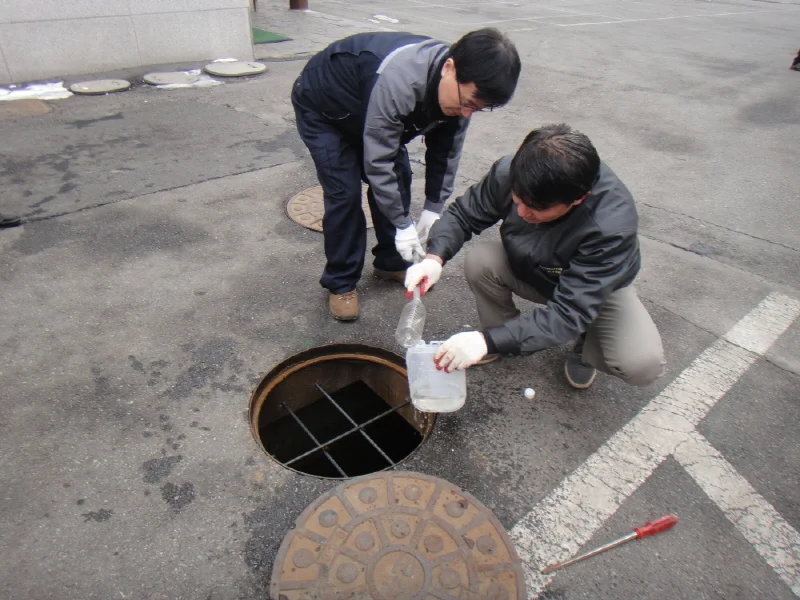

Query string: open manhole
249 344 434 479
270 471 527 599
286 185 374 232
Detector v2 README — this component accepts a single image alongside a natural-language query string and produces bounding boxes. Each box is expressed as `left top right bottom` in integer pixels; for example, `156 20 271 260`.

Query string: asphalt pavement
1 0 798 598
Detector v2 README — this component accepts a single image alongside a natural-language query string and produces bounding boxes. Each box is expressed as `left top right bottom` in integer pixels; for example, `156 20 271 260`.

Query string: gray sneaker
564 336 597 389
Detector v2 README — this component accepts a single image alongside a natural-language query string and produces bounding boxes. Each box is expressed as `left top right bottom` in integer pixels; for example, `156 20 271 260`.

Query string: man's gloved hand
434 332 488 372
404 257 443 296
395 224 425 263
415 209 440 245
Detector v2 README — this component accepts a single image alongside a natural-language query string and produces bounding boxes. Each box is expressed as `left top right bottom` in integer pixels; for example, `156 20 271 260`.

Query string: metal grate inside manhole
249 344 434 479
270 471 527 599
286 185 374 232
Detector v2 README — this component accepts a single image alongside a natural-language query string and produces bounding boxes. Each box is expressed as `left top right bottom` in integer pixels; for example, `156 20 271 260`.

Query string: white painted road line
675 431 800 595
510 293 800 598
723 292 800 356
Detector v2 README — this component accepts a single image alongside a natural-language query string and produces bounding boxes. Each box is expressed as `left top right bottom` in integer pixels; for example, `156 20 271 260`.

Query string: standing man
291 28 521 321
404 124 666 389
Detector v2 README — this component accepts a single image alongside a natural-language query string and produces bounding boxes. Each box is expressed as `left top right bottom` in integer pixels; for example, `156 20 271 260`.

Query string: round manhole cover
70 79 131 95
270 471 526 599
203 61 267 77
250 344 434 479
286 186 374 232
143 71 199 86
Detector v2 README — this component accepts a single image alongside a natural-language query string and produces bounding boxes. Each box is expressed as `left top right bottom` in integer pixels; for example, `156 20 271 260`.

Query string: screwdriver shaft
541 532 636 574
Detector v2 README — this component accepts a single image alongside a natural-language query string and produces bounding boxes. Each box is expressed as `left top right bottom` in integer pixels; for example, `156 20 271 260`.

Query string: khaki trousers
464 242 665 387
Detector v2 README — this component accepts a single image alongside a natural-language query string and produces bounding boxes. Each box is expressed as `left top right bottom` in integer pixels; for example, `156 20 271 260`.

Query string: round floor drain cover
286 186 373 232
143 71 199 86
270 471 526 599
69 79 131 95
203 61 267 77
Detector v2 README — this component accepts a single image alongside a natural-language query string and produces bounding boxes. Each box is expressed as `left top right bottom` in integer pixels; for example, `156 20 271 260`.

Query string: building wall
0 0 254 84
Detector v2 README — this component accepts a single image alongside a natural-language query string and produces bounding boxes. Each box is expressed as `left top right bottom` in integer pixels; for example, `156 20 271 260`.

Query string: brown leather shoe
373 268 407 285
329 291 359 321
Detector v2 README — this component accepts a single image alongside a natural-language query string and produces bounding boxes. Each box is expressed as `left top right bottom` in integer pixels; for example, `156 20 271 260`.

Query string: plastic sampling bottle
395 287 427 348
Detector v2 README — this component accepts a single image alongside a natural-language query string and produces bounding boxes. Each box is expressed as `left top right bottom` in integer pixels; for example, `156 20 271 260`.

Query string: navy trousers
292 82 412 294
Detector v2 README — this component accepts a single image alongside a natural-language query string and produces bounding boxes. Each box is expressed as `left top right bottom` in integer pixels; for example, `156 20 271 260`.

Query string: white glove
415 209 441 245
404 258 443 295
434 332 488 372
395 224 425 263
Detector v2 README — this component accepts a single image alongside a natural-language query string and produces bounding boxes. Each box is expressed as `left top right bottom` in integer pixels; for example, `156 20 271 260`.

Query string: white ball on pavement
524 387 536 400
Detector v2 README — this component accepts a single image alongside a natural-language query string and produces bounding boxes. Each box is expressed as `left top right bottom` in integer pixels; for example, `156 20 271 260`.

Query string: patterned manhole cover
286 185 374 232
270 471 526 599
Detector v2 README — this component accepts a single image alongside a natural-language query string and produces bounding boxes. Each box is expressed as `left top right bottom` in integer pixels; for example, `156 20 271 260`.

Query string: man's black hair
510 124 601 210
450 28 521 108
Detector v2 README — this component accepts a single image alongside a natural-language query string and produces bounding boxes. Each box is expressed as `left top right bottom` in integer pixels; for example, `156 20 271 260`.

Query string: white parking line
675 431 800 595
510 293 800 598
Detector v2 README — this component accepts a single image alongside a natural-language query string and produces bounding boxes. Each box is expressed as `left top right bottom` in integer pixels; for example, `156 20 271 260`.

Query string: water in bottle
395 287 426 348
406 342 467 412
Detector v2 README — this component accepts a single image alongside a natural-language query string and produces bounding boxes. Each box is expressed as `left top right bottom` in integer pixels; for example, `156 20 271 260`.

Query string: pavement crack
19 162 296 224
762 357 800 378
639 202 800 253
608 454 647 469
673 438 695 459
593 474 625 495
637 231 800 291
642 422 689 434
639 232 715 258
640 297 721 339
638 297 799 377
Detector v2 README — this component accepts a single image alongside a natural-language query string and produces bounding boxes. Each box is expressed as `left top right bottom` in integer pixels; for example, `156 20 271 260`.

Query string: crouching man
404 124 665 389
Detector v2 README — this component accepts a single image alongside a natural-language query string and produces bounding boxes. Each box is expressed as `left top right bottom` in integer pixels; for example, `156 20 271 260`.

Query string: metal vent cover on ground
270 470 527 599
286 186 374 232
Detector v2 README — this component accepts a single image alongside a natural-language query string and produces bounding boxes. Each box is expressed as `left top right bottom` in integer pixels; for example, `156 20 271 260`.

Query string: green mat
252 27 292 44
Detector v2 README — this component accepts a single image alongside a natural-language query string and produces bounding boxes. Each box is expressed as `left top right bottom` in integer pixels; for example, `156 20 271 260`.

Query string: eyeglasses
456 82 492 114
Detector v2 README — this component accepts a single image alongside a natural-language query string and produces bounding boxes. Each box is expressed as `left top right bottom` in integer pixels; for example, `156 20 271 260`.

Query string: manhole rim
269 470 527 599
249 343 435 480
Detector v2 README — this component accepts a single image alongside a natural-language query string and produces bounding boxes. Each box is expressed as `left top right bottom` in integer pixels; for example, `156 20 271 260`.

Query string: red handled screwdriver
541 514 679 574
